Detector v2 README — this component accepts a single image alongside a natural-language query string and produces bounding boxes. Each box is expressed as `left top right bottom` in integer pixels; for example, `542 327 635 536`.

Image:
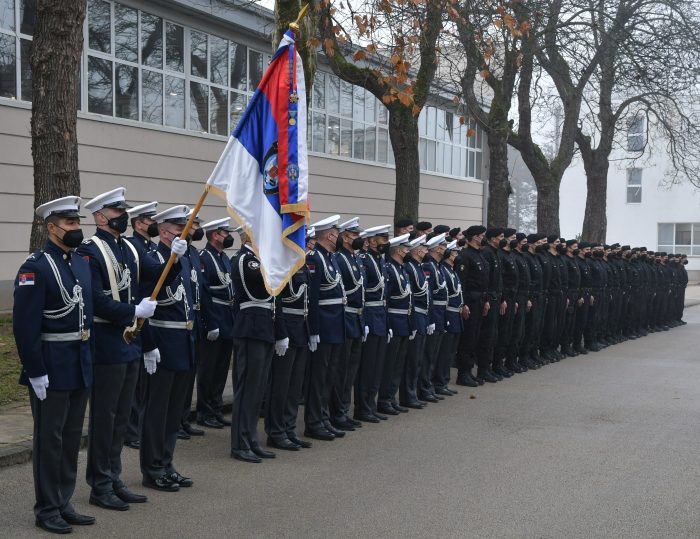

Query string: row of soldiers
14 191 688 534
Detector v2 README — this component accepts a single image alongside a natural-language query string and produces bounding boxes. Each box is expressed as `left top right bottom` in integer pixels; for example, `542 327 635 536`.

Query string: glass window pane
115 63 138 120
230 41 247 90
436 111 445 141
445 112 454 142
141 13 162 68
312 112 325 152
365 125 376 161
377 127 388 163
0 0 14 31
210 35 227 85
141 69 162 124
353 122 365 159
88 56 112 115
229 91 247 132
340 80 352 117
658 245 673 253
327 116 340 155
353 86 364 121
675 246 691 255
461 148 467 176
190 30 207 78
19 0 36 35
476 123 483 149
467 149 475 177
419 139 427 169
114 4 137 63
658 224 674 245
340 118 352 157
164 75 185 128
377 101 387 124
452 144 460 175
327 75 340 114
19 38 31 101
475 151 482 180
693 224 700 245
676 223 691 245
444 144 452 175
165 22 184 73
427 140 436 171
427 107 436 138
627 168 642 185
313 72 325 110
209 86 228 135
307 110 311 147
626 186 641 204
388 143 394 166
418 109 426 136
189 81 208 132
88 0 111 53
693 246 700 256
249 49 263 89
365 89 375 123
436 142 444 173
0 33 16 99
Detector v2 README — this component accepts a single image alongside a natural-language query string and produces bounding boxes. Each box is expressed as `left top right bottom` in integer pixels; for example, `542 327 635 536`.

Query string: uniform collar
206 242 223 256
96 227 120 247
45 239 71 260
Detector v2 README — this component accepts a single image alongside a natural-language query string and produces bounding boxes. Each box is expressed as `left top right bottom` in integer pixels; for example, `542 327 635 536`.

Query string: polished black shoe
488 369 503 381
373 412 389 420
61 511 95 526
268 437 300 451
574 346 588 355
478 370 499 383
435 387 453 396
250 444 276 458
177 427 191 440
142 475 181 491
421 394 439 403
123 439 140 450
215 415 232 427
446 387 459 395
36 516 72 534
198 417 224 429
114 487 147 503
324 424 346 438
347 418 363 428
304 428 335 441
354 414 380 423
401 401 425 410
493 367 512 378
331 419 356 431
231 449 262 463
89 491 130 511
168 471 194 487
377 405 399 415
288 436 312 448
392 403 409 413
456 375 478 387
432 393 446 400
182 422 205 436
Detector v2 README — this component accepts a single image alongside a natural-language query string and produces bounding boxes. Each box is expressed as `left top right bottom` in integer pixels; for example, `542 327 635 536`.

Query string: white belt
282 307 306 316
212 298 234 306
388 308 410 315
41 329 90 342
149 319 194 330
94 316 110 324
319 298 345 306
433 300 447 306
239 301 273 311
413 307 428 315
446 305 463 313
345 306 362 315
209 284 230 290
365 300 385 307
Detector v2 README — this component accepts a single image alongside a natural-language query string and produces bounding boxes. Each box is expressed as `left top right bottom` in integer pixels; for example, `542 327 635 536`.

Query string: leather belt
41 329 91 342
282 307 306 316
319 298 346 306
432 300 447 306
446 306 462 313
239 301 273 311
94 316 110 324
413 306 428 315
364 300 385 307
149 320 194 330
345 306 363 315
388 308 410 315
212 298 234 306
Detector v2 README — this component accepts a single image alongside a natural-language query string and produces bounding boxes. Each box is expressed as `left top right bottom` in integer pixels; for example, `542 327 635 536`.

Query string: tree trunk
389 106 421 223
580 152 609 242
535 175 560 235
29 0 86 252
486 130 510 227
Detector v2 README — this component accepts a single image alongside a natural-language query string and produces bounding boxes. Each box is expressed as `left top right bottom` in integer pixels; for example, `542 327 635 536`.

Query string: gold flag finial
289 4 310 32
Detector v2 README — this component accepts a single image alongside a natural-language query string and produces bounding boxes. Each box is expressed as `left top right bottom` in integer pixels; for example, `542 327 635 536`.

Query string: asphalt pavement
1 306 699 538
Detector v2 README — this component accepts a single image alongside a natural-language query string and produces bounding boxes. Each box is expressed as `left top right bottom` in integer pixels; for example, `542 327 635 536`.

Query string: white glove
144 348 161 375
387 328 393 343
362 326 369 343
309 334 320 352
409 329 417 341
275 337 289 357
171 237 188 259
207 328 220 341
134 297 157 319
427 323 436 335
29 375 49 401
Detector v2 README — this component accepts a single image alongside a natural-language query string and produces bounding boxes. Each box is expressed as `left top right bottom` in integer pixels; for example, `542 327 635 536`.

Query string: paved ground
1 305 699 537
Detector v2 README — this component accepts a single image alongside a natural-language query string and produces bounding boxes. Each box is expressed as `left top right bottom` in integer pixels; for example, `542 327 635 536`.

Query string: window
627 114 646 152
658 223 700 256
626 168 642 203
0 0 35 102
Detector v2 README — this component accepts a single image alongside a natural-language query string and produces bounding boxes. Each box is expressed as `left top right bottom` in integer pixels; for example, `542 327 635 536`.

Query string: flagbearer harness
91 236 139 328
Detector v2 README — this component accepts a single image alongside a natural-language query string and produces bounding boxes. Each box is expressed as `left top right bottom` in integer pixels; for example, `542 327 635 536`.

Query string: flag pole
289 4 310 32
123 184 211 343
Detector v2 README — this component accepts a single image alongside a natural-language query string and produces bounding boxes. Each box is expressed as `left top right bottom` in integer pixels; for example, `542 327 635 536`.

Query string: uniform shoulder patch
18 272 35 286
247 259 260 270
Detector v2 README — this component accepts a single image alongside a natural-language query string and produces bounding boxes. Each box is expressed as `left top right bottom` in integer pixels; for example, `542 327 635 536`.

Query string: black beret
620 245 631 251
546 234 559 243
631 248 639 253
559 237 566 243
527 233 540 243
449 227 461 237
433 224 450 235
504 228 517 237
485 227 504 238
578 241 589 248
565 239 578 246
657 252 667 256
611 243 620 248
603 244 611 250
640 246 647 251
516 232 527 241
416 221 433 231
465 225 486 237
394 218 413 229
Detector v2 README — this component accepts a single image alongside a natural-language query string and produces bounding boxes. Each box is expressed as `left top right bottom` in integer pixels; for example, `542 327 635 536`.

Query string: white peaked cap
35 196 82 219
84 187 131 212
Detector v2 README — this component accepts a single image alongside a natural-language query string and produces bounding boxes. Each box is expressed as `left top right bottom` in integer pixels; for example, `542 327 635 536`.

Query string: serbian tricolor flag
207 29 309 295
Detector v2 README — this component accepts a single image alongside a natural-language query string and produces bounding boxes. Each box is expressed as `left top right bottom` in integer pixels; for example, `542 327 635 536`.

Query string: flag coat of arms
207 29 309 295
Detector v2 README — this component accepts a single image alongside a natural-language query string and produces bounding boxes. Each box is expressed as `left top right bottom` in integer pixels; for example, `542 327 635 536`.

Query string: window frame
626 167 642 204
657 222 700 256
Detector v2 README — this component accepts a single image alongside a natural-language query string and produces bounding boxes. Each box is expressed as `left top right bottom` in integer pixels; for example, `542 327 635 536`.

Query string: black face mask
352 237 365 251
336 235 344 251
584 252 592 258
377 243 389 254
192 228 205 242
683 260 688 265
535 244 546 252
57 226 84 248
499 239 508 248
147 223 159 238
222 234 234 249
509 239 519 249
480 237 488 247
105 212 128 234
556 244 566 254
573 249 580 256
593 251 604 258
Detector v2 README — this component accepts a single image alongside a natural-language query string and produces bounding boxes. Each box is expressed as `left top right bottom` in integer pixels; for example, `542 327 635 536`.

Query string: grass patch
0 315 26 405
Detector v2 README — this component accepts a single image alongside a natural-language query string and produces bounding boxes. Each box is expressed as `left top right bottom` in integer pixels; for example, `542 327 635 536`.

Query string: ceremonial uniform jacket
423 253 447 332
335 246 365 340
279 267 309 347
307 243 345 344
231 244 283 344
184 245 215 342
385 257 413 337
359 248 388 336
14 241 94 390
457 246 489 301
441 261 464 334
125 232 156 301
200 243 234 339
404 255 430 335
143 242 196 371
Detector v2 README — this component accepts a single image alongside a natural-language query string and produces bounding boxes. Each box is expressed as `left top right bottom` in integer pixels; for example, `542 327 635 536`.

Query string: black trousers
457 297 484 375
379 334 409 407
542 292 562 352
434 331 458 390
401 332 425 405
419 332 443 398
521 292 543 357
30 387 89 521
140 367 190 480
337 336 363 423
476 300 498 371
230 338 273 451
508 294 528 362
561 292 579 348
323 340 345 427
87 361 139 494
585 289 601 345
181 339 200 425
354 334 387 417
494 295 516 365
265 344 305 441
125 356 146 443
197 337 233 420
574 293 590 347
